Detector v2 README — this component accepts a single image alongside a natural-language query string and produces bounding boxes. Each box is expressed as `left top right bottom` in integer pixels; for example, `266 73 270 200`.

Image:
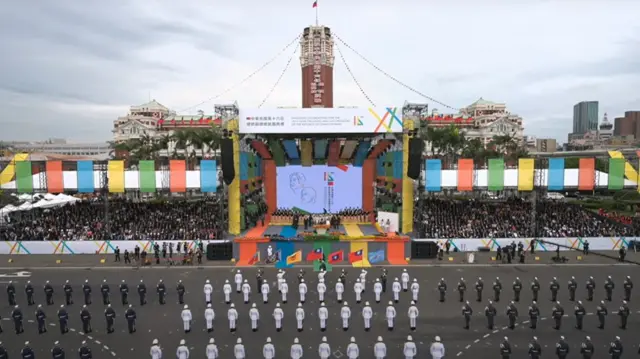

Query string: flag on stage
368 249 385 264
265 250 281 264
312 0 317 8
247 251 260 266
349 249 364 263
306 247 323 261
328 250 343 264
286 250 302 265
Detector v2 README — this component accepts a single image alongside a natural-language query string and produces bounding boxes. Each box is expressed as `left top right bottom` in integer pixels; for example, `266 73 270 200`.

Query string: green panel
381 203 395 212
240 208 246 231
139 160 156 193
248 153 256 179
384 153 394 177
608 158 625 190
313 241 333 272
15 161 33 193
488 158 505 191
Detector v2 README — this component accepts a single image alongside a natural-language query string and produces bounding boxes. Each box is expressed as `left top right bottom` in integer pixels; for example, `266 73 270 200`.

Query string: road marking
483 334 490 338
457 352 463 356
32 322 117 357
473 339 480 343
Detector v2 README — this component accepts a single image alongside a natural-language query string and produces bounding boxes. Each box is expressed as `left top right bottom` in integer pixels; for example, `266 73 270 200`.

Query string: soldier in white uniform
336 279 345 303
403 335 417 359
318 337 331 359
374 279 383 303
150 339 162 359
318 269 326 283
206 338 218 359
430 336 445 359
228 303 238 332
298 279 308 304
408 301 419 331
362 301 373 331
273 303 284 332
392 278 402 303
204 280 213 304
295 303 305 332
204 303 215 332
410 279 420 303
176 339 189 359
233 338 245 359
223 280 232 304
374 336 386 359
290 338 303 359
317 279 327 302
280 280 289 304
359 269 367 291
386 301 396 331
261 280 270 304
277 270 285 293
318 302 329 331
401 269 410 291
354 279 364 303
181 305 192 333
341 301 352 331
346 337 359 359
249 303 260 332
262 338 275 359
234 270 243 293
241 280 251 304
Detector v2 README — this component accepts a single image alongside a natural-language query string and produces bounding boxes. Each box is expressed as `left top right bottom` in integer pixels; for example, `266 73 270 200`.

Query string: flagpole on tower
313 0 319 26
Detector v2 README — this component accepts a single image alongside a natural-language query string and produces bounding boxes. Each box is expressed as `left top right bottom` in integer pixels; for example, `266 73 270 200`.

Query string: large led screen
276 165 363 213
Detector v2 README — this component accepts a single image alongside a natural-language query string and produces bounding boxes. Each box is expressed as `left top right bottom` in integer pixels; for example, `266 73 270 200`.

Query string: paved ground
0 263 639 358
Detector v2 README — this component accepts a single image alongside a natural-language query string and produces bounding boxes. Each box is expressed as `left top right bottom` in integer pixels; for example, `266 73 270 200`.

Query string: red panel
457 159 473 191
327 140 341 167
169 160 186 192
362 159 375 220
46 161 64 193
578 158 595 191
263 160 277 220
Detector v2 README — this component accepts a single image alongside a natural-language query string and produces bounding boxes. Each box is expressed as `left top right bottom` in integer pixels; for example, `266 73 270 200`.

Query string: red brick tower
300 26 334 108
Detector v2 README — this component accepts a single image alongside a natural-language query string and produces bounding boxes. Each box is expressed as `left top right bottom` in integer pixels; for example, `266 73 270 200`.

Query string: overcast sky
1 1 638 143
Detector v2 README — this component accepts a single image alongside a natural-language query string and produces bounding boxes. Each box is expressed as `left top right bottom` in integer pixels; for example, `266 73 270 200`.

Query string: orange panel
457 159 474 191
236 242 258 266
264 160 277 220
362 159 375 219
169 160 186 192
387 241 407 265
578 158 595 191
46 161 64 193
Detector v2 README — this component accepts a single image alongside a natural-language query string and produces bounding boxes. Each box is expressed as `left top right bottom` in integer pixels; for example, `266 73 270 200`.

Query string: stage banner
378 211 400 233
239 108 404 134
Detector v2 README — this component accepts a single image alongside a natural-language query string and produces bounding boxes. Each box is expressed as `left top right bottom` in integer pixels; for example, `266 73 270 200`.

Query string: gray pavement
0 264 639 358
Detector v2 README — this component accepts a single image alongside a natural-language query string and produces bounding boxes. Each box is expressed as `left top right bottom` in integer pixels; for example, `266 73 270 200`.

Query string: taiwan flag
306 248 323 261
247 251 260 266
312 0 317 8
349 249 363 263
328 250 343 264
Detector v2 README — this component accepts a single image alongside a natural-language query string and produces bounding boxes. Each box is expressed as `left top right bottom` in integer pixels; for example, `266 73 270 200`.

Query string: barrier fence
0 240 229 255
413 237 634 252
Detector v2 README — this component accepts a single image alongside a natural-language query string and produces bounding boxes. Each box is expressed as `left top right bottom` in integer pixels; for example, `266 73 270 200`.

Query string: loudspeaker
411 241 438 259
220 138 235 185
206 242 233 260
407 138 423 180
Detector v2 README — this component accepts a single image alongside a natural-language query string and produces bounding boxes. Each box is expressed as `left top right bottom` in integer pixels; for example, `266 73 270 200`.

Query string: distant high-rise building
572 101 599 134
300 25 334 108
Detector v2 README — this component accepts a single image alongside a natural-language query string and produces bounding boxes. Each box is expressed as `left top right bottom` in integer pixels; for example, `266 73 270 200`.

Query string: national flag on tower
312 0 317 8
328 250 343 264
349 249 364 263
306 247 323 261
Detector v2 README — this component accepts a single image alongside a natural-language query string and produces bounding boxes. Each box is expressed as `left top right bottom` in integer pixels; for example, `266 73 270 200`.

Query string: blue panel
314 139 328 159
353 141 371 167
289 158 301 165
392 151 403 179
239 152 249 181
275 241 295 269
283 140 300 159
76 161 95 193
425 159 442 192
377 157 385 176
256 157 262 177
548 158 565 191
200 160 217 193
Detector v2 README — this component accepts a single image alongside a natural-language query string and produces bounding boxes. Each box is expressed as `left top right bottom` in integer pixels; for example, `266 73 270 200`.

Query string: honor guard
580 336 594 358
499 337 512 359
297 269 305 284
7 281 16 306
531 277 540 302
528 337 542 359
104 304 116 333
234 270 243 293
623 276 632 301
374 336 386 359
43 281 54 304
475 277 484 302
181 304 192 333
204 280 213 305
277 270 285 293
485 300 497 330
63 280 73 305
401 269 410 291
150 339 162 359
618 300 629 329
0 342 7 359
404 335 417 359
261 280 270 303
24 281 35 306
79 341 92 359
290 338 303 359
176 340 189 359
374 279 383 303
176 280 186 305
339 269 347 288
137 280 147 305
80 305 92 333
317 279 327 302
273 303 284 332
298 279 307 304
512 277 522 302
506 301 518 329
51 341 65 359
596 300 608 329
249 303 260 332
335 279 344 303
256 269 263 293
528 301 540 329
13 305 28 333
318 302 329 331
296 303 306 332
58 305 69 333
82 280 92 305
262 338 274 359
362 301 373 331
458 278 467 302
574 300 586 329
119 280 129 305
340 301 351 331
346 337 359 359
410 279 420 303
430 336 445 359
552 301 564 330
609 336 623 359
156 280 166 304
319 337 331 359
408 300 419 331
318 269 326 283
437 278 447 302
223 280 232 304
280 279 289 304
359 269 367 291
392 278 401 303
604 276 615 301
100 280 110 305
226 303 238 332
568 276 578 301
493 277 503 302
36 304 47 333
125 304 137 333
21 342 35 359
380 269 388 292
462 301 473 329
549 277 560 302
385 301 396 331
204 303 215 332
556 336 570 359
354 279 363 303
586 276 595 301
241 279 251 304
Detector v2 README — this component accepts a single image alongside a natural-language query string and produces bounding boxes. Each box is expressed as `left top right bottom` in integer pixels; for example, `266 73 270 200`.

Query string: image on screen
276 165 363 213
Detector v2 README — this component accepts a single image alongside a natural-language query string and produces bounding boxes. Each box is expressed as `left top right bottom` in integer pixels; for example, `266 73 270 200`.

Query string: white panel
441 169 457 188
156 172 167 189
93 170 105 189
377 211 400 233
63 171 77 190
565 169 579 187
125 171 139 189
476 169 488 187
504 169 518 187
186 171 200 189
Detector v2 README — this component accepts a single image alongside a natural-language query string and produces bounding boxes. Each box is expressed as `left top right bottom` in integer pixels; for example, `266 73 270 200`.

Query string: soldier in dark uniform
531 277 540 302
114 246 121 262
80 305 92 333
58 305 69 334
35 304 47 334
623 276 632 301
104 304 116 333
485 300 497 330
506 301 518 329
596 300 607 329
119 280 129 305
556 336 570 359
78 341 92 359
574 300 586 330
512 278 522 302
63 280 73 305
493 277 502 302
256 269 264 293
134 245 140 261
618 246 626 262
100 280 110 305
0 342 7 359
7 281 16 306
604 276 615 301
125 304 137 333
585 276 595 301
528 301 540 329
499 337 511 358
437 279 447 302
21 341 34 359
51 341 65 359
580 336 594 358
462 301 472 329
568 276 577 301
137 280 147 305
475 277 484 302
609 336 623 359
457 278 466 302
124 249 131 264
44 280 54 305
177 280 186 305
196 249 203 265
154 244 160 265
618 300 629 329
25 281 35 306
157 280 166 304
297 269 305 284
12 305 24 334
380 269 387 293
552 301 564 330
528 337 542 359
82 280 92 305
339 269 347 288
549 277 560 302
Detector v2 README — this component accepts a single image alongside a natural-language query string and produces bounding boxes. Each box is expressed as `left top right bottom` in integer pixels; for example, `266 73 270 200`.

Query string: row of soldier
0 341 94 359
499 335 629 359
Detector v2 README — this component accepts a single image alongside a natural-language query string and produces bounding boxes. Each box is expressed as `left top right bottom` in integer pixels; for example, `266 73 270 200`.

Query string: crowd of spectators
0 198 224 242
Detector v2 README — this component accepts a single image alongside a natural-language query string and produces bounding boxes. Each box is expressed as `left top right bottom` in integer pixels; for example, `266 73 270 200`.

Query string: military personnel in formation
493 277 502 302
290 338 303 359
530 277 540 302
528 301 540 329
21 341 35 359
571 300 585 330
362 301 373 331
241 280 251 304
499 337 512 358
176 339 189 359
100 280 110 305
204 279 214 306
430 336 445 359
234 270 243 293
120 280 129 305
410 278 419 303
528 337 542 359
374 278 383 303
12 305 24 334
549 277 560 302
556 336 570 359
137 280 147 305
580 336 594 358
475 277 484 302
57 305 69 333
380 268 387 293
79 341 92 359
318 337 331 359
261 280 270 304
568 276 578 301
437 278 447 302
461 301 473 329
51 341 65 359
408 301 419 331
80 305 92 333
256 268 263 293
35 304 47 334
401 269 410 292
623 275 632 301
177 280 186 305
595 300 608 329
457 278 467 302
506 301 518 329
403 335 417 359
82 280 92 305
298 279 307 304
373 336 386 359
44 280 55 305
354 279 363 303
24 281 35 306
104 304 116 333
223 280 233 304
385 301 396 331
618 300 630 329
296 303 306 332
273 303 284 332
585 276 595 301
552 301 564 330
608 336 623 359
157 280 166 305
125 304 137 333
249 303 260 332
297 269 305 284
340 302 351 331
7 281 16 306
346 337 359 359
150 339 162 359
0 342 6 359
63 280 73 305
335 279 344 303
318 302 328 331
392 278 401 303
512 277 522 302
485 300 497 330
339 269 347 288
262 337 274 359
604 276 615 301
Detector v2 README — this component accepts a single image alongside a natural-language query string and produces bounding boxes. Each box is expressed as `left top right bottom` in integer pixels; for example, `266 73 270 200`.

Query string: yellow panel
107 160 125 193
402 120 414 233
344 224 364 238
228 120 241 235
350 241 371 267
0 153 29 185
607 151 639 183
517 158 535 191
301 141 313 166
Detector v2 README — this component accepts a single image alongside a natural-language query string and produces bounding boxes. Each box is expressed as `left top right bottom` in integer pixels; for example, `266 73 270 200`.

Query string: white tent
0 204 18 216
17 202 33 211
